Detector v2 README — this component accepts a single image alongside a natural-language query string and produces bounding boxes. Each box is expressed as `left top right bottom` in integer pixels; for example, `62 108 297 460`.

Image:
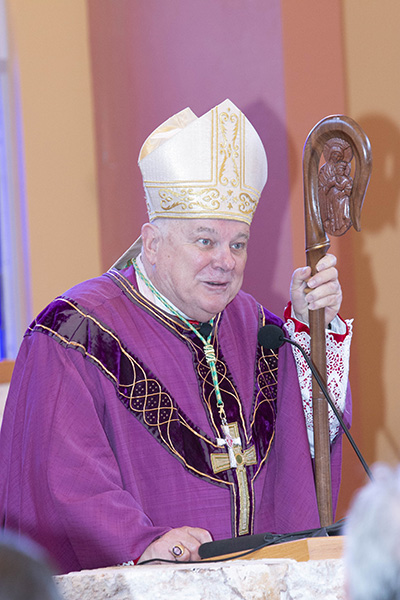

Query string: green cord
132 258 228 425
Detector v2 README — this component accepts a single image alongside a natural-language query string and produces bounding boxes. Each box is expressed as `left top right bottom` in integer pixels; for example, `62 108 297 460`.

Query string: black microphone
258 324 372 480
257 323 286 350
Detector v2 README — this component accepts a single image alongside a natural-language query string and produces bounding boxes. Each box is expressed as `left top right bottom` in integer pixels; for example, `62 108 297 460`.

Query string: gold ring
171 544 185 559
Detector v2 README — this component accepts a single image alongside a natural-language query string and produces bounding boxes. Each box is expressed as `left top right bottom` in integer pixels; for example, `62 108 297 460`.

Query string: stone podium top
54 557 345 600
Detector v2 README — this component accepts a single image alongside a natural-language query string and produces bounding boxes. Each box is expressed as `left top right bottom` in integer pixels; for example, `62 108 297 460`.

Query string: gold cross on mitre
211 422 257 535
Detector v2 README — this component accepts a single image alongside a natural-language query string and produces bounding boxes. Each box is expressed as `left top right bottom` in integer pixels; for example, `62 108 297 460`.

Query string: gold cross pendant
211 422 257 535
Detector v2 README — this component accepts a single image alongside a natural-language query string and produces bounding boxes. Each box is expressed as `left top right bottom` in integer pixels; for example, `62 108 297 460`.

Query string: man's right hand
137 526 212 563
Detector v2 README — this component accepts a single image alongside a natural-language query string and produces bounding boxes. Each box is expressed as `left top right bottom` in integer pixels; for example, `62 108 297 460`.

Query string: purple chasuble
0 266 348 573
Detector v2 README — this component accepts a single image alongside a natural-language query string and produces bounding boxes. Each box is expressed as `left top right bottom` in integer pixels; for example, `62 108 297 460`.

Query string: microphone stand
197 326 372 562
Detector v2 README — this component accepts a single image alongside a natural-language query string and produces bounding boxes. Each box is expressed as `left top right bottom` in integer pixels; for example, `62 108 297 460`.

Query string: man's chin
192 298 236 322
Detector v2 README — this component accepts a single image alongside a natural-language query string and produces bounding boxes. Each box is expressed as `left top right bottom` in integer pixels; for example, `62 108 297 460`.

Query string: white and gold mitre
111 99 268 269
138 98 268 225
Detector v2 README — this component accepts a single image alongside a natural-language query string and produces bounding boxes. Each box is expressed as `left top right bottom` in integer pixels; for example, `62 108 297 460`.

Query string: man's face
147 218 250 322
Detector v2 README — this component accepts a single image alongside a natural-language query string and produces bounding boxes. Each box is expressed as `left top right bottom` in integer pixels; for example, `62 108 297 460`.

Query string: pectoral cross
211 422 257 535
215 423 242 468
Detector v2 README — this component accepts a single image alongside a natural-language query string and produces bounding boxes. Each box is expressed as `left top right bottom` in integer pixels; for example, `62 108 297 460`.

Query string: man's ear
141 222 162 266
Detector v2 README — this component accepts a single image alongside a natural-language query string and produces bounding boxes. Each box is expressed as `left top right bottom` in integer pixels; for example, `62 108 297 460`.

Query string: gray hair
345 463 400 600
150 217 175 237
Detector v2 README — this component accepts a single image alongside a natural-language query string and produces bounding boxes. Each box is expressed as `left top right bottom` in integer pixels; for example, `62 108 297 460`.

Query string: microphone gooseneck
258 323 372 480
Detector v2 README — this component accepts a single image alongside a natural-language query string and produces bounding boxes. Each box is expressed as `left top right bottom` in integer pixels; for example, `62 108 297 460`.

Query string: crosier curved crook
302 115 372 526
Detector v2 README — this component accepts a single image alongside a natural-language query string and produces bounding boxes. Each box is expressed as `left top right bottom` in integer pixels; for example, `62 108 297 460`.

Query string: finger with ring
171 544 185 559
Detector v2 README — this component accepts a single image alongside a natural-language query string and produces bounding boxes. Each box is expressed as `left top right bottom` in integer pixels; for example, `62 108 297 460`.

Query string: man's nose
212 245 235 271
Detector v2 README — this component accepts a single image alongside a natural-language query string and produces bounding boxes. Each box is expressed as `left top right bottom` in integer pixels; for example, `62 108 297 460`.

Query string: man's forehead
179 219 250 237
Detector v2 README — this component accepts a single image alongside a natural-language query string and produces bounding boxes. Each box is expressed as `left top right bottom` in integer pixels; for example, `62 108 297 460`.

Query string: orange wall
281 1 346 264
282 1 400 517
343 3 400 471
6 0 101 317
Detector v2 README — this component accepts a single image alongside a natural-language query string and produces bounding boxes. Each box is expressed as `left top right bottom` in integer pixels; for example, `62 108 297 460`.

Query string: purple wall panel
88 0 292 314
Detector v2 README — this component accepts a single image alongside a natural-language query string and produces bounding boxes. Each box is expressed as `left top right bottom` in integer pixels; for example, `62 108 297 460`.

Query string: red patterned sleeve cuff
283 301 349 342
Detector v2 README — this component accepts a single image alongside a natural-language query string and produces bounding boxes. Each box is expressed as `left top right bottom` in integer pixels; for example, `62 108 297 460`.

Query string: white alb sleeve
284 316 353 457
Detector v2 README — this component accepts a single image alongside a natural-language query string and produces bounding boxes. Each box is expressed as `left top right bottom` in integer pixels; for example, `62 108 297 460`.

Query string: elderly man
0 100 351 573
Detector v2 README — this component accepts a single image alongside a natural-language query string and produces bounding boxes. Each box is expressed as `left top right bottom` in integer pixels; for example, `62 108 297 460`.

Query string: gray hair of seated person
344 463 400 600
0 534 61 600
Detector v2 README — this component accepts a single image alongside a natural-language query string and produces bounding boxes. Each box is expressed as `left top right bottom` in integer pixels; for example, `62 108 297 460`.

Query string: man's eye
198 238 211 246
231 242 246 251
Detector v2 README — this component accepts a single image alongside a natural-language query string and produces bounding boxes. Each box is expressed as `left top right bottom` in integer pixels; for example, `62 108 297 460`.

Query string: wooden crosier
303 115 372 526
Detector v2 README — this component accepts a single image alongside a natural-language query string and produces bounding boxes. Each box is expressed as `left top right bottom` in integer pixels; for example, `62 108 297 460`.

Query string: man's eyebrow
192 226 218 234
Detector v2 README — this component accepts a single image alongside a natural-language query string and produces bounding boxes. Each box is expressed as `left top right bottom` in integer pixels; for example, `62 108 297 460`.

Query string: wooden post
302 115 372 526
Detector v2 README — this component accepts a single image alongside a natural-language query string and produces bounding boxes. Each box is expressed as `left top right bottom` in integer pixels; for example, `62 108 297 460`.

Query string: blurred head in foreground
345 463 400 600
0 533 60 600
